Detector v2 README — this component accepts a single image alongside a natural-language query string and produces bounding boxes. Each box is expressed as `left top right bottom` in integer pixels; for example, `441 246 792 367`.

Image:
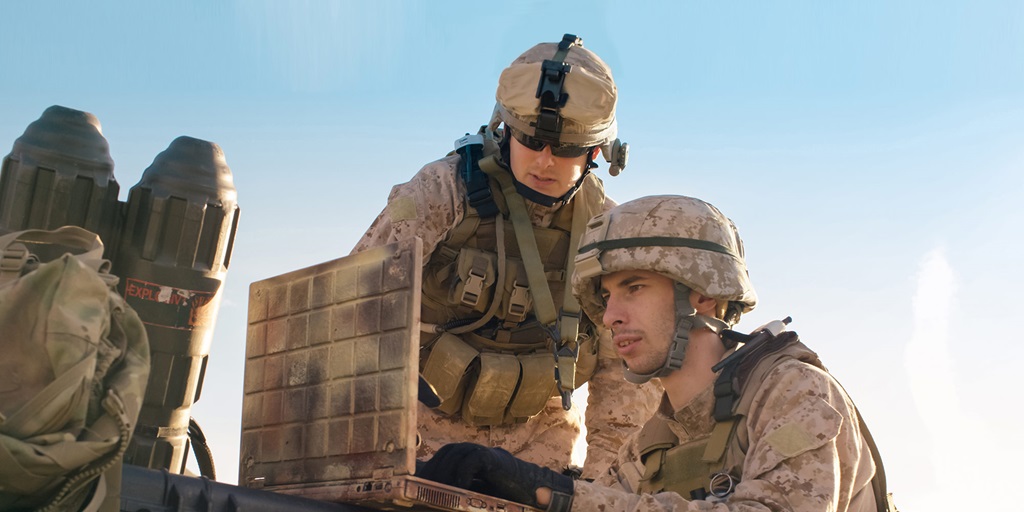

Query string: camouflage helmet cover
572 195 757 327
495 37 617 147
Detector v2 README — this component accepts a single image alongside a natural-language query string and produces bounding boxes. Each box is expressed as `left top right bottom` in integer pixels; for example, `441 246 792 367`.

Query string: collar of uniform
524 198 564 228
659 384 717 443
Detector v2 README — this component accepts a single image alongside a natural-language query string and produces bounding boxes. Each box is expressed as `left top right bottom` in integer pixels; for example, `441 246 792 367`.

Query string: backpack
0 226 150 512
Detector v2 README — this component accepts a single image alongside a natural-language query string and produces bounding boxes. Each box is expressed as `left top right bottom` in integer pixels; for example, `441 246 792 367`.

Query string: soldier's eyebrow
619 275 646 287
601 273 647 295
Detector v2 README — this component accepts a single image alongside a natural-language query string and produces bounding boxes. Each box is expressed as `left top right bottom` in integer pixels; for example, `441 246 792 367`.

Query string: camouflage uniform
353 155 660 478
565 195 886 511
574 356 878 511
414 195 891 512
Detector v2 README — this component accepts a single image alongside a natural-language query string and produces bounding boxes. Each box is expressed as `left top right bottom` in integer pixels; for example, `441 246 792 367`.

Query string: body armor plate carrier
420 134 604 426
633 330 896 511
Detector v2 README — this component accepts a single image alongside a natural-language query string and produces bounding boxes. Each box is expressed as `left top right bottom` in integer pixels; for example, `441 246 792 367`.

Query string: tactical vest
633 331 895 511
419 147 605 427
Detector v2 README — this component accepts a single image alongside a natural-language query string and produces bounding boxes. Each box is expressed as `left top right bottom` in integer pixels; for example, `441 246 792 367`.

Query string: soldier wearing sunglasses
352 34 657 480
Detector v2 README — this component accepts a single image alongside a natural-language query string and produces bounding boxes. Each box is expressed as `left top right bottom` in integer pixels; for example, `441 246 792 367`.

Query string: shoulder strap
480 158 558 327
455 132 499 219
481 156 583 407
553 175 604 391
0 226 110 286
856 411 893 512
429 133 497 272
712 331 806 421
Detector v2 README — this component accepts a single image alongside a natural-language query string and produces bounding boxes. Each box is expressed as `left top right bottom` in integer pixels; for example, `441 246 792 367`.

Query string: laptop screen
240 238 422 489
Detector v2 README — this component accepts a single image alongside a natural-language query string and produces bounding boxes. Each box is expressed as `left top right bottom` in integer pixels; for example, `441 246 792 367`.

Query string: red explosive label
123 278 216 331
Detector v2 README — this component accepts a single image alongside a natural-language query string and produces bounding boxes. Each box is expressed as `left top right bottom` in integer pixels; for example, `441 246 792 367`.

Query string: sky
2 1 1022 510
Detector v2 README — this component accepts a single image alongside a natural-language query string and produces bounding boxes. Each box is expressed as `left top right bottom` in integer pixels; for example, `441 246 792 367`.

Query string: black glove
418 375 441 408
418 442 575 511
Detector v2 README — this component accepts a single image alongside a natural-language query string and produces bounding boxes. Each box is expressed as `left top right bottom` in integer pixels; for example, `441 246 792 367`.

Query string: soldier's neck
662 329 725 410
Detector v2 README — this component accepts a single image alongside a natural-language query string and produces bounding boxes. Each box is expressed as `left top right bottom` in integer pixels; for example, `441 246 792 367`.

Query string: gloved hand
418 442 575 511
418 375 441 408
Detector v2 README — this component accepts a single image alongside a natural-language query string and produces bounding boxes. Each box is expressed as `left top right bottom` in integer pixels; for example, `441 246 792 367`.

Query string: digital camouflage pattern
572 195 758 329
353 155 661 479
0 227 150 512
495 39 618 147
573 356 879 511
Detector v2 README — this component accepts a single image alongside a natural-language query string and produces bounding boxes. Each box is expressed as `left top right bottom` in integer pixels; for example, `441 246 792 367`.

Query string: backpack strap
430 132 500 270
856 410 893 512
0 226 110 286
0 242 31 286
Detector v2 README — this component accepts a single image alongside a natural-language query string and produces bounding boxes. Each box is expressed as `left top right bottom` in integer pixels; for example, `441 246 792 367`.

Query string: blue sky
2 2 1022 510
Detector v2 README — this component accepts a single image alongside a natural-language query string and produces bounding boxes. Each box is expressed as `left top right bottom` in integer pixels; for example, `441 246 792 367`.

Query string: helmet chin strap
622 282 729 384
511 170 589 207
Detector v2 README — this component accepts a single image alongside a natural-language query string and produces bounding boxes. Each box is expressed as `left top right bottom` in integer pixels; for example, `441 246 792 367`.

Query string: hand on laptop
418 442 575 511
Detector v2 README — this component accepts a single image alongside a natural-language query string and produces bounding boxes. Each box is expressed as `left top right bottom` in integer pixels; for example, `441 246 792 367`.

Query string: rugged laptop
240 238 541 512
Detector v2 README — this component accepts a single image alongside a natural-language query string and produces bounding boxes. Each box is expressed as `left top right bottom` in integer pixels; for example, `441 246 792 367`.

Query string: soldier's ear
688 291 718 317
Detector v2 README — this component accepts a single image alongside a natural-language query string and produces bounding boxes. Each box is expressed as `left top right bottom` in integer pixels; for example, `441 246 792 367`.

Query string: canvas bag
0 226 150 512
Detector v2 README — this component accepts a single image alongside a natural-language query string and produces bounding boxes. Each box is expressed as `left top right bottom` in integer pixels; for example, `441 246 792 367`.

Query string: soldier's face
508 136 593 198
599 270 676 374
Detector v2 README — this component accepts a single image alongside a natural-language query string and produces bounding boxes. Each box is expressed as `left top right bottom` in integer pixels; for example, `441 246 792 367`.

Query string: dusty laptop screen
240 238 422 490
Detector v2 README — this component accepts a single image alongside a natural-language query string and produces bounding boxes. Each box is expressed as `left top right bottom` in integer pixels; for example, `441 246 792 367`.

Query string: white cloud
905 247 1001 510
906 248 957 423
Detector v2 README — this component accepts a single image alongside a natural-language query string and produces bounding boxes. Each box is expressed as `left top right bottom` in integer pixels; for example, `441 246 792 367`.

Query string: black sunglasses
510 128 593 158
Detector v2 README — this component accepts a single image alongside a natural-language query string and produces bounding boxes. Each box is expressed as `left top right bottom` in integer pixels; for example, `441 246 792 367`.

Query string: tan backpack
0 227 150 512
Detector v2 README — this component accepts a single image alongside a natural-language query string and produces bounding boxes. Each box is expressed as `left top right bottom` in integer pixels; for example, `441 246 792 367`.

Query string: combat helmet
571 195 757 383
489 34 628 176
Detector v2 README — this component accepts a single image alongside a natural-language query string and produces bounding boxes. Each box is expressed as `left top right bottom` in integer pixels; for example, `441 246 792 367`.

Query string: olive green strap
1 348 95 437
552 183 595 390
560 183 588 340
702 418 737 463
479 157 559 327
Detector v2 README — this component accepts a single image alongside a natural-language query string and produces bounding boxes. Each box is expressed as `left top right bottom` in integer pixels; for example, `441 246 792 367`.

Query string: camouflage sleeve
580 328 662 480
592 418 645 489
350 155 466 261
721 359 874 511
573 360 874 511
572 480 696 511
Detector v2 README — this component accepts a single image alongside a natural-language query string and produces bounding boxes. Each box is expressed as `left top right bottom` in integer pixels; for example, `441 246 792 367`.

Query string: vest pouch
462 352 520 425
421 333 479 416
634 417 727 497
451 247 498 314
498 259 533 325
507 352 556 419
655 439 717 498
